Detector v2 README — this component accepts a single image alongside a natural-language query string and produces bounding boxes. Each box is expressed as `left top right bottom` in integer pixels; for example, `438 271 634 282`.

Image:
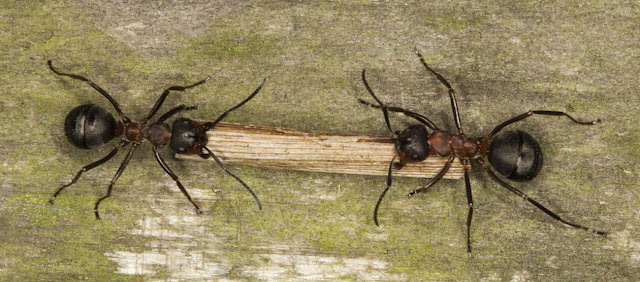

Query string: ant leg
94 143 139 219
358 99 439 131
143 77 210 123
50 140 129 204
374 153 398 226
158 105 198 123
414 48 464 135
202 79 266 132
462 158 474 258
152 146 203 214
408 154 454 197
47 60 124 119
476 158 607 235
202 146 262 210
489 110 600 138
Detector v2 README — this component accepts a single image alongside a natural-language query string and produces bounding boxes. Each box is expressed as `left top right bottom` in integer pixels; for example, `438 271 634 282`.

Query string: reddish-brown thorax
428 130 487 158
142 123 172 147
124 123 144 143
123 121 172 146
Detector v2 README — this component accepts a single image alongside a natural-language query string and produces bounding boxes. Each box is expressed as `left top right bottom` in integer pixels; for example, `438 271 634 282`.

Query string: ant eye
412 154 420 160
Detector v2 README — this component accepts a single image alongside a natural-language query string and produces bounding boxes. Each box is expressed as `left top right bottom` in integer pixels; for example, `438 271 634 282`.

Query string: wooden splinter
176 122 465 179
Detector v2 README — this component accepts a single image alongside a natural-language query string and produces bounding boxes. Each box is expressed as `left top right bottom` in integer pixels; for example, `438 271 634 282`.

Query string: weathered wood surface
1 1 637 281
177 122 466 179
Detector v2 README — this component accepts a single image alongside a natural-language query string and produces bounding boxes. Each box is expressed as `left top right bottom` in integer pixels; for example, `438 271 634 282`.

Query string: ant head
487 130 543 181
65 104 119 149
395 124 430 163
169 118 208 155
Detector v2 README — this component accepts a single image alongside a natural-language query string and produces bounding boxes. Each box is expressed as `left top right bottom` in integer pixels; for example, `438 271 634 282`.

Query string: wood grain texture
1 1 635 281
176 122 466 179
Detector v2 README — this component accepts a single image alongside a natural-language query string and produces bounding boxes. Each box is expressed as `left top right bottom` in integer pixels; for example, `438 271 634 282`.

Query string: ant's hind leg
94 143 138 219
489 110 600 138
477 158 607 236
50 140 129 204
47 60 124 118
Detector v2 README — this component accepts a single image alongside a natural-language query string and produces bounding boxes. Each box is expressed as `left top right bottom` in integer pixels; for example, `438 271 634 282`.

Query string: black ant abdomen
64 104 119 149
487 130 543 182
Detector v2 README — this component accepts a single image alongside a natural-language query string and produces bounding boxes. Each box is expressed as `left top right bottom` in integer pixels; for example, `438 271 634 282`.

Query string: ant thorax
124 122 145 143
428 130 480 158
141 122 171 147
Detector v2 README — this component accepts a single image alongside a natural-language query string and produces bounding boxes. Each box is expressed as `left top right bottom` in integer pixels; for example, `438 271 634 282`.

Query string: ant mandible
359 48 607 256
47 61 265 219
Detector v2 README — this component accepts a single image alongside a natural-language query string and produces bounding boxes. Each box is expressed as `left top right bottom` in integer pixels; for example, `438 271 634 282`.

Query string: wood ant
359 48 607 256
47 61 265 219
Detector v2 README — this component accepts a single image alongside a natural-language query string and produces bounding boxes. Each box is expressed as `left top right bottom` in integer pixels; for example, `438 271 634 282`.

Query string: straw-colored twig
176 122 465 179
